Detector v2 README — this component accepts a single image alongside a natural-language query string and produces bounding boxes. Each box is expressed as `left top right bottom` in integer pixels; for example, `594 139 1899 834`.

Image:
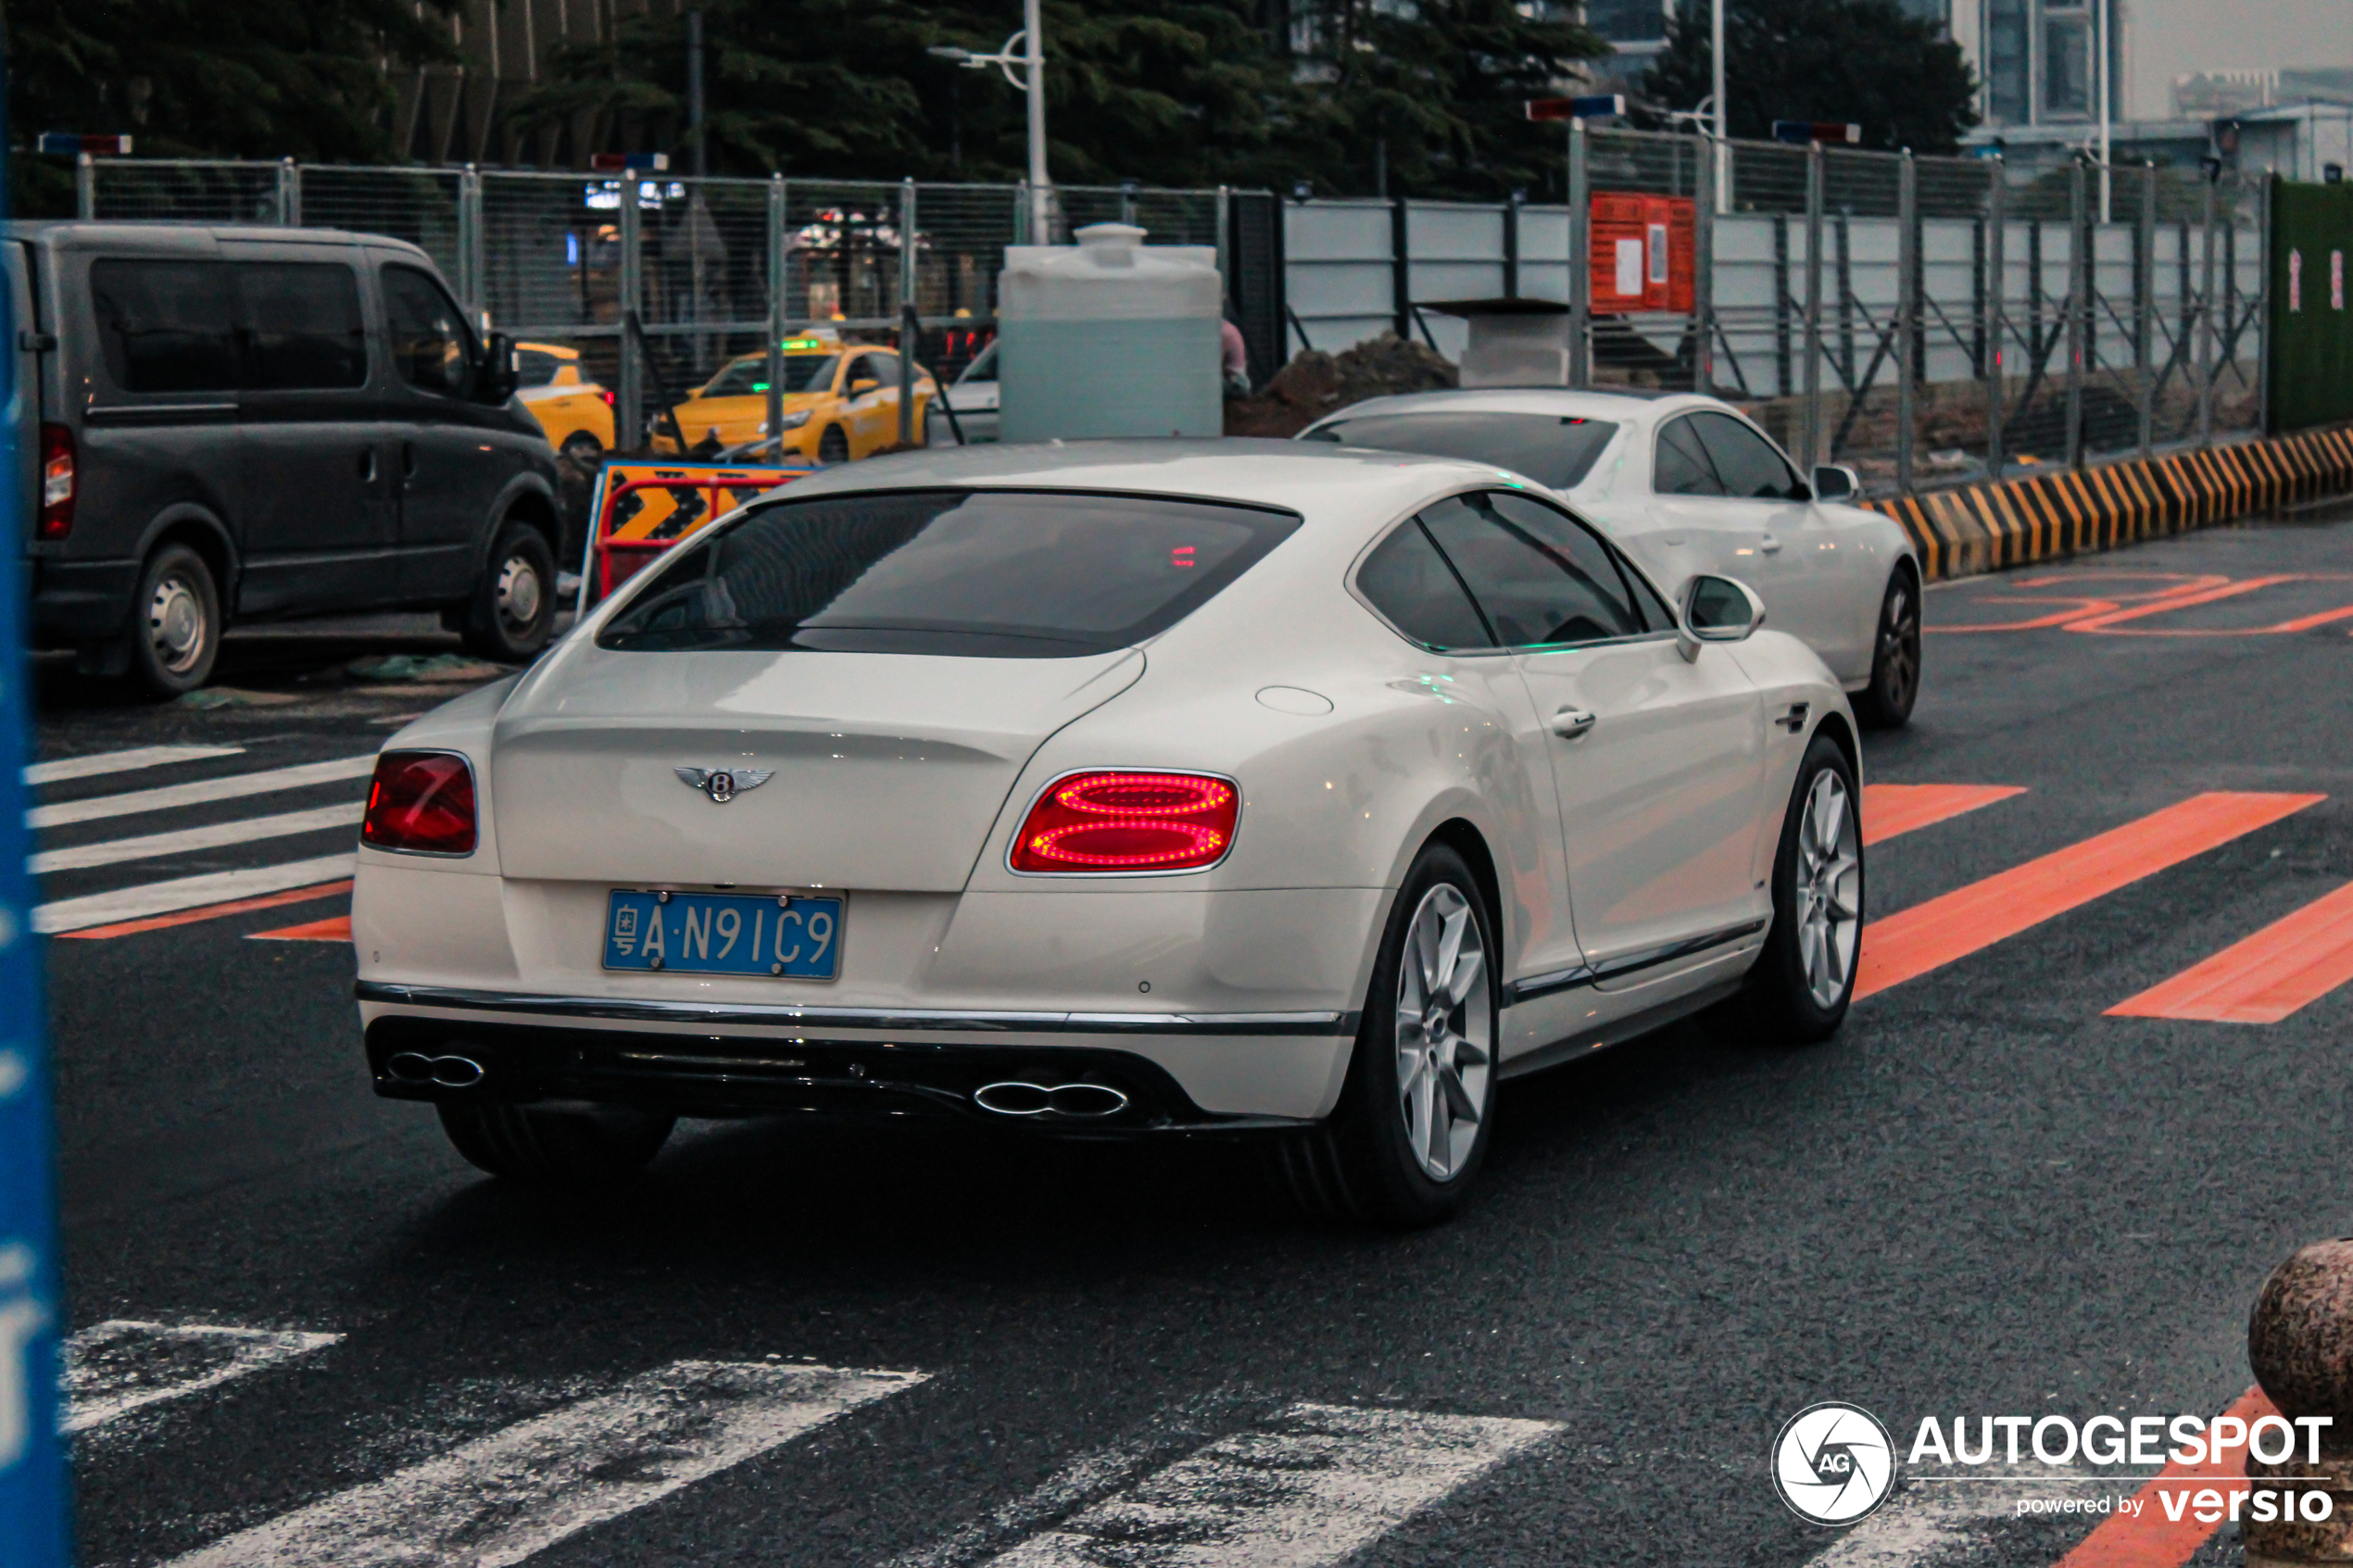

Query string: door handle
1551 707 1597 739
1759 534 1782 553
358 448 377 483
401 440 418 480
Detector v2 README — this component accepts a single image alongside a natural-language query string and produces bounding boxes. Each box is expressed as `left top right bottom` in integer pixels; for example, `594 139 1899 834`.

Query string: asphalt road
39 518 2353 1568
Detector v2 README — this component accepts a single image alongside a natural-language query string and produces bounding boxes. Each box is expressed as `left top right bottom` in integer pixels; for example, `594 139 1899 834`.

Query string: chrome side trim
355 981 1357 1036
1499 917 1766 1008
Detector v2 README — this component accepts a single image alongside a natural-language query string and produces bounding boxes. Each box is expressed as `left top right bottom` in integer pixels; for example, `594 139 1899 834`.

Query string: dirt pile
1224 333 1458 438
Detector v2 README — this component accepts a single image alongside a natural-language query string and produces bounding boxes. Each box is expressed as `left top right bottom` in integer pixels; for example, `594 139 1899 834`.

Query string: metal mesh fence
81 143 2271 486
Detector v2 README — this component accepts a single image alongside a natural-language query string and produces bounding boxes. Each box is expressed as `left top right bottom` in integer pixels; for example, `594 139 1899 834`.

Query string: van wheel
127 544 220 697
462 520 556 662
818 425 850 464
1268 844 1498 1228
436 1103 673 1183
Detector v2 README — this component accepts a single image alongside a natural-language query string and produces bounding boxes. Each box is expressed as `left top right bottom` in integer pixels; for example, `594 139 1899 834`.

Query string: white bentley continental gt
1298 389 1924 728
352 441 1865 1225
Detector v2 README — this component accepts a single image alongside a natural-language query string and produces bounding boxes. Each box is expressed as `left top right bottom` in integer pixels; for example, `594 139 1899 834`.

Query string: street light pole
2095 0 2112 221
1025 0 1050 242
1712 0 1730 215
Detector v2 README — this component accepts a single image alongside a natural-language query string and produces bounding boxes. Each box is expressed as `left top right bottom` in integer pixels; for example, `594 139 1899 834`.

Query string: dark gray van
7 222 564 694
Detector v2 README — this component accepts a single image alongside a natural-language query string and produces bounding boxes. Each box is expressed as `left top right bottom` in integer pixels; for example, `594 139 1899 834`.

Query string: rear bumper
357 981 1356 1131
31 556 138 642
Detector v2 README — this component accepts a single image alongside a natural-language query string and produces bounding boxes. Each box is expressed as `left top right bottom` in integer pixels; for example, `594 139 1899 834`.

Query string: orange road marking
2108 879 2353 1023
1856 794 2323 999
2062 575 2298 631
2051 1387 2273 1568
248 914 353 944
58 880 353 941
1860 784 2026 847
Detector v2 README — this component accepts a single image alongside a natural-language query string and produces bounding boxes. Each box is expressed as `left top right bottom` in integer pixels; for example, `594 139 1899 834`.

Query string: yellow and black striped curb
1862 426 2353 582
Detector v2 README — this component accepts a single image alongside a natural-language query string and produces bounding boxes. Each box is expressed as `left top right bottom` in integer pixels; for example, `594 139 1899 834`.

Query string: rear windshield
1302 411 1618 490
598 488 1302 658
702 354 838 397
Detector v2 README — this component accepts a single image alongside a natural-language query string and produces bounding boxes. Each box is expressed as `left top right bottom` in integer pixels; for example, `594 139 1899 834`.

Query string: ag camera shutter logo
1773 1402 1896 1524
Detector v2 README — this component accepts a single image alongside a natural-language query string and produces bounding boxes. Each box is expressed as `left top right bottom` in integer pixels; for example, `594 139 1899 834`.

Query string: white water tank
997 223 1223 442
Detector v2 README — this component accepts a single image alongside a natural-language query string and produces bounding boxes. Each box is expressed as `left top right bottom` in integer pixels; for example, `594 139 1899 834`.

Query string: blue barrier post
0 37 75 1566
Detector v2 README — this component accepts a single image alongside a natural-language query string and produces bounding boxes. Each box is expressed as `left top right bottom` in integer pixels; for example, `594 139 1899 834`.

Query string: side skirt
1494 975 1744 1083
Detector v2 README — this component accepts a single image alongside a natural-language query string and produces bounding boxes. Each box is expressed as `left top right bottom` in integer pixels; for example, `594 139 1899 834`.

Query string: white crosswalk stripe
28 747 377 937
31 802 363 875
64 1321 342 1433
26 745 245 786
977 1403 1560 1567
30 754 376 831
163 1361 926 1568
35 854 356 935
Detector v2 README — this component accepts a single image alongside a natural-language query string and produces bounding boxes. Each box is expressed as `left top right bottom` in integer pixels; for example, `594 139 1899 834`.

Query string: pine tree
1641 0 1979 154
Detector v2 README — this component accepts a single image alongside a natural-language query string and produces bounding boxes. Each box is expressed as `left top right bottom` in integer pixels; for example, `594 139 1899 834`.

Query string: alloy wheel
146 571 208 677
1393 884 1491 1181
1878 583 1920 712
1793 771 1863 1009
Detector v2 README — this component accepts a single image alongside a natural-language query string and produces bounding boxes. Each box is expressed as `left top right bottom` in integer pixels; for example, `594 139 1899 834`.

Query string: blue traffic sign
2 54 74 1568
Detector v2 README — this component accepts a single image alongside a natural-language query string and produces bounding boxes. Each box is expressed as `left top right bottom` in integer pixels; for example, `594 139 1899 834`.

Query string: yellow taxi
514 342 617 464
654 336 939 462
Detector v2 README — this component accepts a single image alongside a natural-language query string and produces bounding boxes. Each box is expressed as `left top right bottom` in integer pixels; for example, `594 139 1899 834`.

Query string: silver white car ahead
1299 389 1924 728
352 440 1864 1225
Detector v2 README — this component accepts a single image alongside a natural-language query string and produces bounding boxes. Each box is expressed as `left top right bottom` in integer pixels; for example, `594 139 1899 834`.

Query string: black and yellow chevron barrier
1861 425 2353 582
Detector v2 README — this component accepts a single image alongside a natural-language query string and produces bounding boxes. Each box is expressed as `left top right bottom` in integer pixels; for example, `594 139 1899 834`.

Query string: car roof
768 438 1536 518
1303 386 1733 428
516 341 578 358
2 220 433 263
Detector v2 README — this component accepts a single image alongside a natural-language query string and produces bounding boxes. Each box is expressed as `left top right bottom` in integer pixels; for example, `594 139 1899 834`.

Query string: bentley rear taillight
1010 771 1239 873
361 751 478 856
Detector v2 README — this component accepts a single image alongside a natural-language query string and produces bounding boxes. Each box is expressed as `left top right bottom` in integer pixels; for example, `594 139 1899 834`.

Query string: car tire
1270 843 1499 1228
1736 733 1864 1046
818 424 850 464
1851 569 1921 730
436 1102 674 1183
462 519 557 663
560 431 603 469
126 543 221 698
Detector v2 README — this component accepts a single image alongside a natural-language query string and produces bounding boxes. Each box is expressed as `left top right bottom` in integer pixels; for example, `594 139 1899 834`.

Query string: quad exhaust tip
973 1081 1129 1119
386 1051 486 1089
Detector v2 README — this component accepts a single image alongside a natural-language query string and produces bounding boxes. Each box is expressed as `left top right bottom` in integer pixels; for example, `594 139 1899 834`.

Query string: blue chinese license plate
602 891 842 978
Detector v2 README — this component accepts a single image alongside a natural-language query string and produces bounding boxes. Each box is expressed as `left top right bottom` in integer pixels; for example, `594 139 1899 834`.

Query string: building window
1585 0 1667 44
2043 5 2093 118
1984 0 2031 123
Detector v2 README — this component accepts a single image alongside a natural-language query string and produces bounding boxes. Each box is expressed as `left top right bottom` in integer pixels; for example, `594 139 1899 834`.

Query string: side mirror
849 378 880 396
1810 463 1862 503
1677 573 1766 661
475 331 519 404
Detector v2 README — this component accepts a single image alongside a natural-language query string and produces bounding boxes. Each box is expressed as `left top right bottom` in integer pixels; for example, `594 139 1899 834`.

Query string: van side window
90 260 240 393
239 264 367 390
383 266 476 397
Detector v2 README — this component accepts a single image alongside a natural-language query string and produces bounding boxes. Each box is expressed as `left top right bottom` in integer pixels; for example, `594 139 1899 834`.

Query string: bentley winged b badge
675 766 774 804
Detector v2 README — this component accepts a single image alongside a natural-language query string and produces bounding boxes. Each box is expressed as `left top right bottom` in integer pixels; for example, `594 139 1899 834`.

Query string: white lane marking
26 746 245 786
1801 1467 2106 1566
64 1321 342 1434
31 803 364 874
981 1402 1560 1567
167 1361 925 1568
34 855 355 935
29 755 376 831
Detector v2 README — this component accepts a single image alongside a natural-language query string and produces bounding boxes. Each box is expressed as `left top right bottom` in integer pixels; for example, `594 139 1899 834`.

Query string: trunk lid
490 647 1143 889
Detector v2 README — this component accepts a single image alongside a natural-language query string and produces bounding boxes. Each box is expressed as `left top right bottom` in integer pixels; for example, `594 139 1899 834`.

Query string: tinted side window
1623 558 1678 632
1690 412 1802 499
846 355 887 391
383 266 475 396
240 263 366 390
1654 416 1724 496
90 259 240 393
1355 520 1492 652
1419 493 1644 646
515 349 562 388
